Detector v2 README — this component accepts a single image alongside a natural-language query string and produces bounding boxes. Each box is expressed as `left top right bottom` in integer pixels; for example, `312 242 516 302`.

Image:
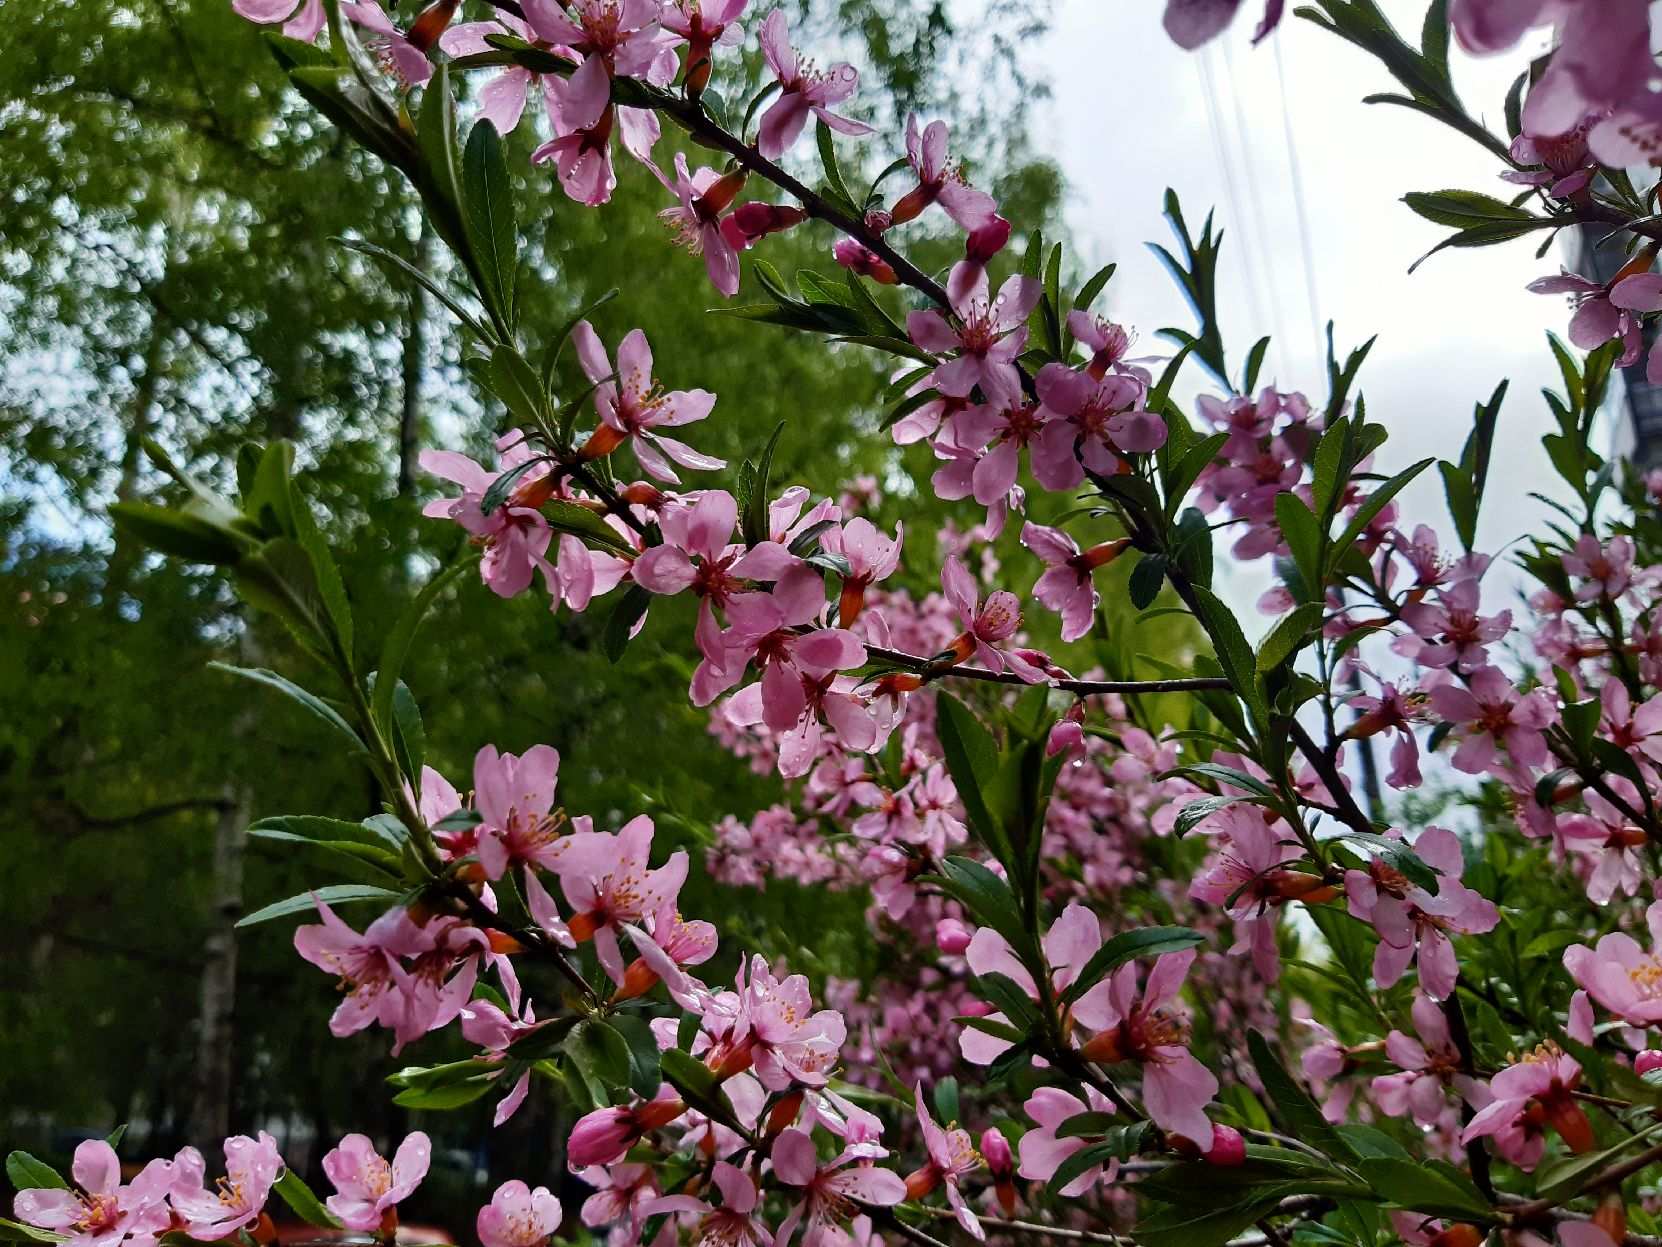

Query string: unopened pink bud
1204 1125 1245 1167
566 1106 637 1167
1636 1051 1662 1077
980 1127 1014 1179
936 918 973 955
966 215 1011 264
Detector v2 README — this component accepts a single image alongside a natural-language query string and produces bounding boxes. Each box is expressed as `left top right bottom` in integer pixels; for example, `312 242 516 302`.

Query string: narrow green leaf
237 885 402 928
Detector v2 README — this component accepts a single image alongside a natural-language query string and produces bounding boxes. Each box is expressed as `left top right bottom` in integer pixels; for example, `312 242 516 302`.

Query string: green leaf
565 1020 633 1098
6 1153 68 1192
337 238 495 344
392 1075 495 1110
249 828 403 882
934 694 1009 864
972 971 1041 1029
485 347 550 431
1247 1029 1358 1162
1359 1157 1492 1220
1173 794 1249 836
1274 492 1323 599
288 492 354 670
611 1014 665 1100
273 1169 343 1230
740 423 786 549
208 663 364 750
1336 831 1439 892
1402 188 1537 229
373 552 471 734
1072 262 1116 313
1046 1141 1119 1195
1241 335 1271 393
1531 1124 1662 1203
815 120 859 214
1331 457 1435 562
1257 603 1323 673
1062 926 1205 1005
0 1219 68 1244
237 884 402 928
462 119 517 332
109 502 246 565
543 500 636 556
660 1048 723 1117
1055 1111 1119 1139
247 440 297 537
1129 554 1168 609
937 857 1037 977
1190 585 1264 724
602 584 652 663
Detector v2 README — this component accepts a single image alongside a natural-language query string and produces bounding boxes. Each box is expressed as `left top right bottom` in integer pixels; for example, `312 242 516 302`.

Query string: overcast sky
1030 0 1579 619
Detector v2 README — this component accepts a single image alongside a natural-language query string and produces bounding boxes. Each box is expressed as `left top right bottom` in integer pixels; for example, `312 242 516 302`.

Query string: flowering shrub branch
19 3 1662 1247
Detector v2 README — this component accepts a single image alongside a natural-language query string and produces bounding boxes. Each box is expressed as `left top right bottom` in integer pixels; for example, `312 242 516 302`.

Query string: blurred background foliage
0 0 1199 1224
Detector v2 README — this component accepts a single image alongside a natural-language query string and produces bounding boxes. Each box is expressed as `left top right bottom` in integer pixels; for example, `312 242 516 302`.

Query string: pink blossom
659 155 746 297
718 954 847 1090
1564 899 1662 1026
888 116 997 231
632 491 779 697
460 994 545 1125
660 0 748 87
12 1141 174 1247
322 1132 430 1232
1016 1085 1119 1196
1529 269 1662 374
343 1 433 86
959 902 1118 1065
771 1128 906 1247
940 555 1045 682
557 814 689 983
1461 1048 1591 1169
822 518 903 626
437 12 546 134
1080 949 1219 1147
232 0 324 42
1426 666 1555 773
470 743 578 879
1188 806 1304 981
1394 579 1511 672
572 323 722 483
576 1163 658 1239
1561 779 1648 904
832 239 898 285
756 10 872 158
1562 534 1637 601
1344 827 1500 1000
420 437 556 599
908 275 1040 407
725 656 882 778
1163 0 1285 48
1031 363 1161 490
1599 681 1662 763
1347 672 1427 790
642 1162 768 1247
904 1085 983 1240
716 564 865 715
1502 115 1597 199
168 1134 283 1240
386 918 492 1053
1022 522 1130 642
476 1180 562 1247
293 899 435 1040
1371 996 1482 1127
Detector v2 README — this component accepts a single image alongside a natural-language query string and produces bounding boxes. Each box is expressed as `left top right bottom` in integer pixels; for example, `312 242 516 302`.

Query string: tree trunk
397 219 433 497
186 775 250 1143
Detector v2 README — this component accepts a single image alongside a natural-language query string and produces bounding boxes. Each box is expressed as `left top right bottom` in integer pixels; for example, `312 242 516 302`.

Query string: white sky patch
1032 1 1588 624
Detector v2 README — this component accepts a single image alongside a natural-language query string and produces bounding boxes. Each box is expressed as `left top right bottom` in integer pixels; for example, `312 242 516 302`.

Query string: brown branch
863 644 1231 697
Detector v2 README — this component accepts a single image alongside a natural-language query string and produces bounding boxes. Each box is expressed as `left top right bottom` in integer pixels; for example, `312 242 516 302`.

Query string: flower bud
935 918 973 955
567 1107 638 1167
980 1127 1014 1179
1426 1225 1484 1247
1203 1125 1245 1167
965 215 1011 264
832 239 897 285
1592 1193 1627 1245
1637 1050 1662 1077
